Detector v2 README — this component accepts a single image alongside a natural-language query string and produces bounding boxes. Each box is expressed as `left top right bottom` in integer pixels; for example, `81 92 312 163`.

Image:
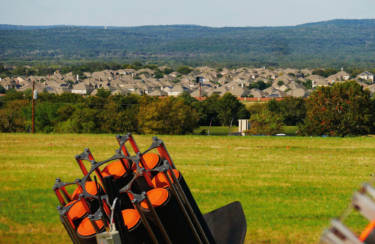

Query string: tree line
0 89 248 134
1 81 374 136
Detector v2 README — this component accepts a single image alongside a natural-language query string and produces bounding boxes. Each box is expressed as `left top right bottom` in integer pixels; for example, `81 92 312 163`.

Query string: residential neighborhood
1 66 374 98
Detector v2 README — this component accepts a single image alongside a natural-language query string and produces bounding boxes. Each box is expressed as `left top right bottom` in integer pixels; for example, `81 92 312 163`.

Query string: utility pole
32 81 35 133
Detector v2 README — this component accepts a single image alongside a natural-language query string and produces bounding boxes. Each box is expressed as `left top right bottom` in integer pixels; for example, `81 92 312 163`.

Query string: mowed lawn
1 134 375 243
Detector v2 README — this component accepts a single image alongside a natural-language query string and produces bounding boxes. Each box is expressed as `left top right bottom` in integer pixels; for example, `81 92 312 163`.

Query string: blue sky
1 0 374 27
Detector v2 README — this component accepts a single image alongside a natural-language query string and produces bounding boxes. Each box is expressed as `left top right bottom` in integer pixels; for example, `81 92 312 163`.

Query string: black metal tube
164 171 203 244
144 194 173 244
168 170 211 244
134 202 159 244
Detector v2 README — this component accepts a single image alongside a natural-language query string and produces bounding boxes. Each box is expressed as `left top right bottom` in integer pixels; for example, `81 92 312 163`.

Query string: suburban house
71 83 94 95
167 84 189 96
227 86 250 97
310 75 328 88
286 88 308 97
263 87 285 98
327 71 350 83
249 88 264 98
357 71 374 82
190 88 207 97
6 66 375 99
148 89 168 97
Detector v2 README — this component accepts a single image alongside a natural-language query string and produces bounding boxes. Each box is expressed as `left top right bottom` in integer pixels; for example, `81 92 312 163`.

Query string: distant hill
1 19 375 68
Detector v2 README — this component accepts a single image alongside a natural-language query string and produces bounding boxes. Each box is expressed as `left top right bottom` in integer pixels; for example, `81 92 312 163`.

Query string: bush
247 108 283 135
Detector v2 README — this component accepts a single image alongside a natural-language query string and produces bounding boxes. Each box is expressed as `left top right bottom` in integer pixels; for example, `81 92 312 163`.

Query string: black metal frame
53 133 248 244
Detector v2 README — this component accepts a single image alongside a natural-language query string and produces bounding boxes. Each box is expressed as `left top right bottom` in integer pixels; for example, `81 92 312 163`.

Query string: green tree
69 107 100 133
217 93 249 126
195 94 220 126
154 69 164 79
3 89 24 102
249 80 271 90
177 92 197 106
34 102 61 133
299 81 375 136
98 97 139 133
56 104 76 122
57 92 84 103
247 108 283 135
0 85 5 94
268 97 306 126
304 79 312 89
0 100 28 132
96 88 111 98
277 80 284 86
137 97 199 134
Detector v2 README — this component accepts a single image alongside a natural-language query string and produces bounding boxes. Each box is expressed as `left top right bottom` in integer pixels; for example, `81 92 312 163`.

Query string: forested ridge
1 19 375 68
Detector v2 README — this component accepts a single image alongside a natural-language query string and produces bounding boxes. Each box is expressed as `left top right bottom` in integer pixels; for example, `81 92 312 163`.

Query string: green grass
1 134 375 243
194 125 298 136
193 126 238 135
282 126 298 135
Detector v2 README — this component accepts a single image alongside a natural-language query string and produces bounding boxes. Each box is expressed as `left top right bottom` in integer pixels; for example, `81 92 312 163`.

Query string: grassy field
193 126 298 136
193 126 239 135
1 134 375 243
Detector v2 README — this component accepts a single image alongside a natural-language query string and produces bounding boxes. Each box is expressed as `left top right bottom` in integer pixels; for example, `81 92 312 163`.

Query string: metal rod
61 213 80 244
75 158 90 177
60 186 71 203
87 150 104 184
54 190 66 206
79 196 91 213
128 134 140 153
64 212 76 238
157 143 176 169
